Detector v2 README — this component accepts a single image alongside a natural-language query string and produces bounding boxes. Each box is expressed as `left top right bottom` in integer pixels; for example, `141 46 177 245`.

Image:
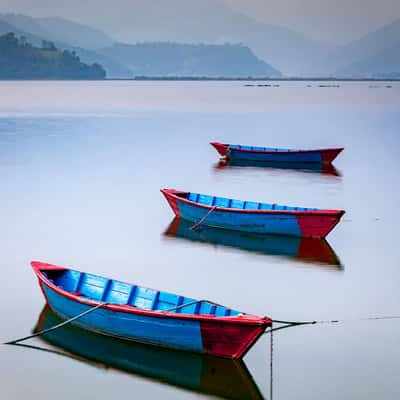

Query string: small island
0 32 106 79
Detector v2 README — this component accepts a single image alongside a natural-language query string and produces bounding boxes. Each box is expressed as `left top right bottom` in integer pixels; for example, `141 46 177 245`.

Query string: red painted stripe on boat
210 142 229 157
31 261 66 272
200 319 269 359
296 211 345 238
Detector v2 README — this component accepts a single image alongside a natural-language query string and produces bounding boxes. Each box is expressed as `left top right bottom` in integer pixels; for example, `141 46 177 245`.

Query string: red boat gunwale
160 189 345 218
210 142 344 164
31 261 271 327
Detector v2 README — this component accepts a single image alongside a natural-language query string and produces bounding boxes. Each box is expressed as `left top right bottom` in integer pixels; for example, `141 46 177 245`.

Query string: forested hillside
0 32 106 79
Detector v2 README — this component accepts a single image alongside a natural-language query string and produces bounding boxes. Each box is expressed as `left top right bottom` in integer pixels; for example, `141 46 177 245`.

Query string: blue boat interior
179 192 318 211
43 269 241 317
229 144 297 152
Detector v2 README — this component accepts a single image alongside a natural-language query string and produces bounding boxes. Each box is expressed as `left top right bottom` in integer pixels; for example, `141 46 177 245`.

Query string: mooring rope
4 302 108 345
269 329 273 400
5 300 399 345
273 315 400 325
266 315 400 334
189 206 217 230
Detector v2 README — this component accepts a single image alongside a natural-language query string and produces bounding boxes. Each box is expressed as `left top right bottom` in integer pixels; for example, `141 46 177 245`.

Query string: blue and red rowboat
211 142 343 164
31 261 272 359
161 189 345 239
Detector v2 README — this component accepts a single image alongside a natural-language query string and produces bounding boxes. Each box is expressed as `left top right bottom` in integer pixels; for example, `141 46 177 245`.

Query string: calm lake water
1 81 399 400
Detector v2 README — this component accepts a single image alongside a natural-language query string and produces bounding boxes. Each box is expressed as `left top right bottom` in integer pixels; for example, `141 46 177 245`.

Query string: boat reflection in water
215 159 341 177
165 218 342 268
32 306 264 400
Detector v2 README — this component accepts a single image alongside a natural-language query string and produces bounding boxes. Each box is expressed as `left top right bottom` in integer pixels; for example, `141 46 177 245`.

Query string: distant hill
100 42 281 78
336 41 400 78
0 14 129 77
35 17 114 49
0 13 52 43
0 2 331 76
0 32 106 79
0 13 114 49
2 9 399 79
68 46 132 78
0 18 43 46
85 0 333 76
333 19 400 70
1 13 283 78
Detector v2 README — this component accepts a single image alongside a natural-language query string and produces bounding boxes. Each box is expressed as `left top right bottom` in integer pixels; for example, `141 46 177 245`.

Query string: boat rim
161 189 345 217
210 142 344 155
32 261 271 327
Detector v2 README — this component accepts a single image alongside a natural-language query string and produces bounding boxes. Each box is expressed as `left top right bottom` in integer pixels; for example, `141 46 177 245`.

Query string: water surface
1 81 399 399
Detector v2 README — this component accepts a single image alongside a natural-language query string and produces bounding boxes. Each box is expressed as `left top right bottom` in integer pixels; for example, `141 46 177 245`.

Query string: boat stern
200 316 271 359
210 142 229 158
297 210 345 238
321 148 344 164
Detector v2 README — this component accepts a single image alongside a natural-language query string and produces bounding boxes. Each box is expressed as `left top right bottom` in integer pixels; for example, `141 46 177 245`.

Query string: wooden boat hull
161 189 344 239
211 142 343 164
32 261 271 359
34 306 264 400
165 217 341 267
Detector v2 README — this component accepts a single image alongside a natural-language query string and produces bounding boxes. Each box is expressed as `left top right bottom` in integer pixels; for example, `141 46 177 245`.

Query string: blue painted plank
177 200 302 236
43 283 204 353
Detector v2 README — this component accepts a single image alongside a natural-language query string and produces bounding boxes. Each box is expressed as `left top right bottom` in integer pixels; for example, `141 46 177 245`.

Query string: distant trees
0 32 106 79
41 40 57 51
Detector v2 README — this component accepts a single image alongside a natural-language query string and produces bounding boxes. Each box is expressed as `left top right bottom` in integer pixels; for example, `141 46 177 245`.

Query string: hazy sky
0 0 399 44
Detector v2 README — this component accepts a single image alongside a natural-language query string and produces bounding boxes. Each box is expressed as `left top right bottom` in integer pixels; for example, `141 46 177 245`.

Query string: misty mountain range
0 7 399 79
0 13 280 78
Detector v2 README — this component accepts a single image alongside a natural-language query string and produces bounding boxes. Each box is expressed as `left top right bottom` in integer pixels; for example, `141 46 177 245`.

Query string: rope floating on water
271 319 319 326
266 315 400 334
357 315 400 321
190 206 217 230
4 302 108 345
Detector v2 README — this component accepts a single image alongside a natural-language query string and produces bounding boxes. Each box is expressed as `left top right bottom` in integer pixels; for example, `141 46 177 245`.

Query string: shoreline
0 77 399 82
